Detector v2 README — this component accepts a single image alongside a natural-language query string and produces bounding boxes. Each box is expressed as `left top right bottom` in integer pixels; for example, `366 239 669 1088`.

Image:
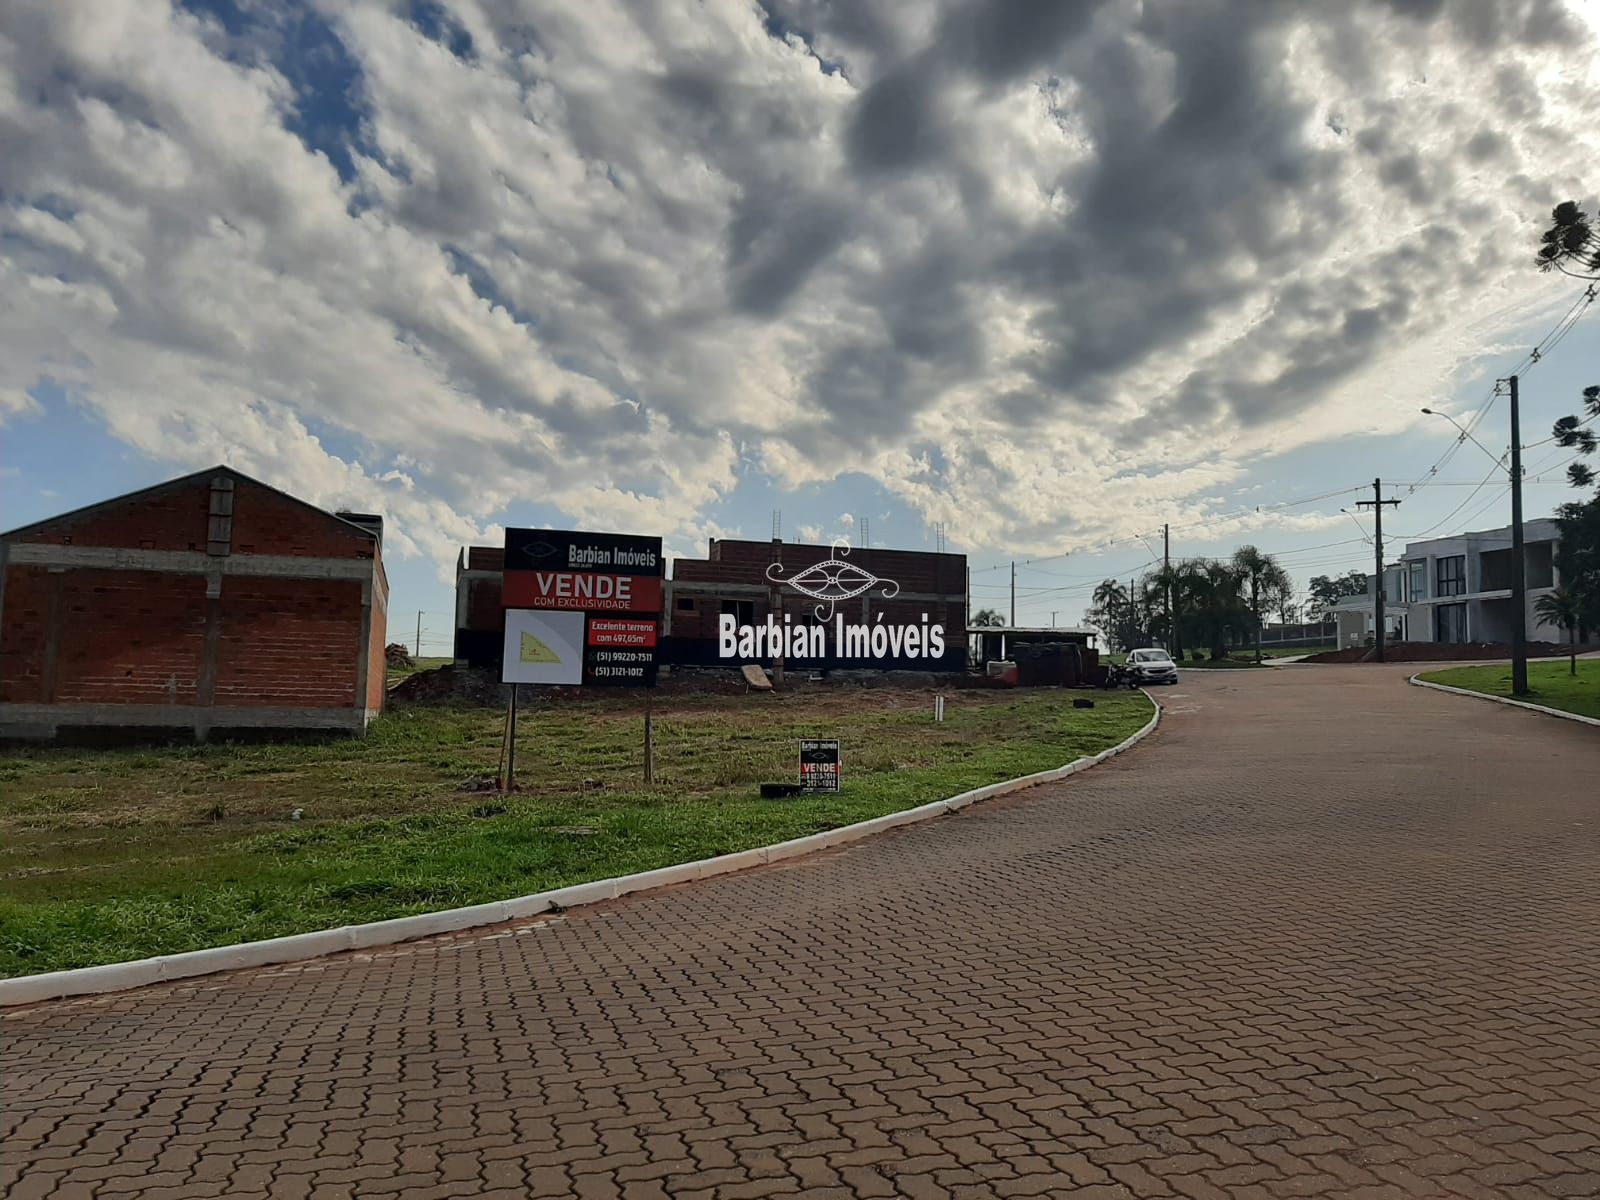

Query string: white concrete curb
1408 674 1600 728
0 693 1162 1008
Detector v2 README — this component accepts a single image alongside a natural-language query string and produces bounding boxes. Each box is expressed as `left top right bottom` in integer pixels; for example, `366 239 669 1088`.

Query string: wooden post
504 684 520 791
644 692 655 783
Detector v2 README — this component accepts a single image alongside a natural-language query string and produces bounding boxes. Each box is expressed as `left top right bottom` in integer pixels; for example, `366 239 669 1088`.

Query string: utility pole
1509 375 1528 696
1355 479 1400 662
415 610 422 657
1421 385 1528 692
1010 561 1016 627
1162 524 1171 656
1050 610 1057 627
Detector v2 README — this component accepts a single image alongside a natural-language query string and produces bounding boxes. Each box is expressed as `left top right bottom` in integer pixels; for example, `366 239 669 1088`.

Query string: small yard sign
799 738 842 792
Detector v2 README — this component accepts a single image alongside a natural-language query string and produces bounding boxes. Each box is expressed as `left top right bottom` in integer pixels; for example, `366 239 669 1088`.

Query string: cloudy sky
4 0 1599 638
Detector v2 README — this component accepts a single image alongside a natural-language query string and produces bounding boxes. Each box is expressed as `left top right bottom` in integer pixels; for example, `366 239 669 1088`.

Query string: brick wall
1 468 386 734
214 579 362 709
0 568 210 705
465 573 504 631
13 473 377 560
0 565 50 703
56 572 209 706
366 579 387 714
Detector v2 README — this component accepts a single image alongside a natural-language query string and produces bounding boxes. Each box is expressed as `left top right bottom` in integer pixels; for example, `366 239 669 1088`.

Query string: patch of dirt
387 665 511 706
387 664 1000 707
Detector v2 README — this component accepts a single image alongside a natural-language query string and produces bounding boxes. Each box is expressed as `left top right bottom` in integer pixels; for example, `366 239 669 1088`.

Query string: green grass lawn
1419 659 1600 721
0 688 1152 976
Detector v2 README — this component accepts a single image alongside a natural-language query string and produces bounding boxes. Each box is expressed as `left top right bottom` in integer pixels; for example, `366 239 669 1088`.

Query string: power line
1524 409 1598 451
1406 283 1595 491
1391 459 1509 542
968 485 1367 578
1269 536 1373 558
972 287 1594 586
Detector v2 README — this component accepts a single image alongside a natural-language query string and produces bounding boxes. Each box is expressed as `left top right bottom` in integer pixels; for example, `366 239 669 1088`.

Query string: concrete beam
4 544 375 580
0 703 367 740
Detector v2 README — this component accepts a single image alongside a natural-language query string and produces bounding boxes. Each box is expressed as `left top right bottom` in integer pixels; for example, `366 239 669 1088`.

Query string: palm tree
1145 563 1188 659
1088 580 1130 651
1232 546 1294 663
1091 579 1124 609
1535 587 1584 675
1176 560 1253 660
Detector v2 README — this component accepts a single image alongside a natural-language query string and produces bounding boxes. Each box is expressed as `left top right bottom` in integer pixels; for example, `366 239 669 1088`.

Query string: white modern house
1331 563 1407 647
1330 517 1563 647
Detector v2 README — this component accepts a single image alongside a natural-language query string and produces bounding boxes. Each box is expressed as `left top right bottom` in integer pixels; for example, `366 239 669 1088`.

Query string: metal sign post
505 683 520 791
644 691 655 784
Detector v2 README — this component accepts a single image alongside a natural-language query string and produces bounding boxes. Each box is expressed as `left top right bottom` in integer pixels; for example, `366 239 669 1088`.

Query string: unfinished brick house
0 466 388 742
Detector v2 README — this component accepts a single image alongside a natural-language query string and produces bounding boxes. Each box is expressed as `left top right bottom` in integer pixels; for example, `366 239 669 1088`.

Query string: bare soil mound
387 664 993 706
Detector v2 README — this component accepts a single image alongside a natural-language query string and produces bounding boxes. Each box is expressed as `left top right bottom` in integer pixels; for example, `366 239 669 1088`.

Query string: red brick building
668 538 967 668
452 544 507 667
0 467 388 742
454 537 967 671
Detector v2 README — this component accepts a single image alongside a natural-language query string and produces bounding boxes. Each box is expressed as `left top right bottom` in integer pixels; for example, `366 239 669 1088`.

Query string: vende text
503 571 662 612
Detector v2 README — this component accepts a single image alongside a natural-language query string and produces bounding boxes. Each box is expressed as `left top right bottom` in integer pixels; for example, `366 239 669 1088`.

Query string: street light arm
1420 408 1509 471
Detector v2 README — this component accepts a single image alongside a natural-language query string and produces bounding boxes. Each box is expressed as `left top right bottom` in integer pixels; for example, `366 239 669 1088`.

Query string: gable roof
1 464 382 545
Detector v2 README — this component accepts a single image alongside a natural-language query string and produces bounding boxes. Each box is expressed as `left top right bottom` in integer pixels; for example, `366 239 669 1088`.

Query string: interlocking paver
3 665 1598 1197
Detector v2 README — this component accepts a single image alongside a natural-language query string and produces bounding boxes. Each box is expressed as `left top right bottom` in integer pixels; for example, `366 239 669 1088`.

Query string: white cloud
1 0 1597 573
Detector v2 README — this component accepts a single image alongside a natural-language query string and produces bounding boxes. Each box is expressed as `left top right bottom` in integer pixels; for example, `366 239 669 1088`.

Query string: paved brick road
4 667 1599 1199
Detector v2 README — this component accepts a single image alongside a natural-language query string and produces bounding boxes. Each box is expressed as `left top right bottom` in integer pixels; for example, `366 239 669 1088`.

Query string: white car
1126 647 1179 684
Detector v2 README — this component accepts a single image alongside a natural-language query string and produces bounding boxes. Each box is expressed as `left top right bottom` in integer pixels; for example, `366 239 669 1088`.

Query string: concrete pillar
42 568 66 703
194 570 223 743
356 576 374 726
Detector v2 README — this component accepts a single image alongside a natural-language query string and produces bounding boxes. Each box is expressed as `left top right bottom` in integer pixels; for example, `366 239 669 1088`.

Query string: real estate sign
502 528 664 687
799 738 841 792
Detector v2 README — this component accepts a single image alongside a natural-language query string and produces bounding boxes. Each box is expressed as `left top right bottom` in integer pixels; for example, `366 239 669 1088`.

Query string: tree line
1084 546 1316 660
1536 201 1600 670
